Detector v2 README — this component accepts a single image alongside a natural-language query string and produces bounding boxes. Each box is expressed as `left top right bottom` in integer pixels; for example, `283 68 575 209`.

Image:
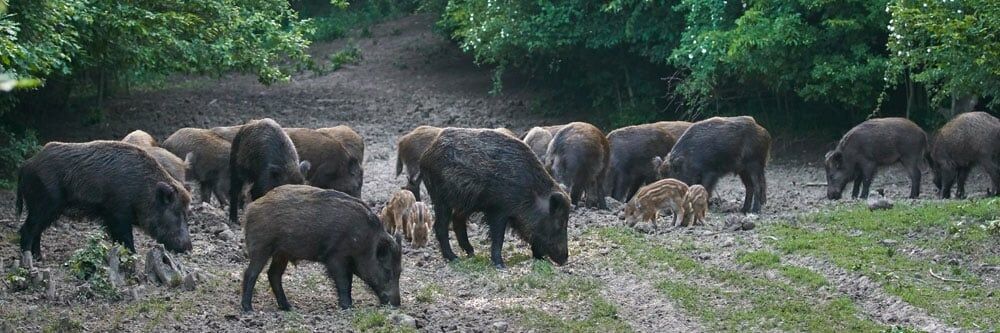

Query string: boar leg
241 256 268 312
955 167 970 199
104 213 136 253
198 181 214 204
851 177 862 198
228 175 244 225
858 164 877 199
452 213 475 257
905 159 922 199
486 214 508 269
19 206 59 260
738 172 754 214
268 255 292 311
984 160 1000 196
325 261 353 309
940 167 957 199
751 167 767 213
432 203 459 262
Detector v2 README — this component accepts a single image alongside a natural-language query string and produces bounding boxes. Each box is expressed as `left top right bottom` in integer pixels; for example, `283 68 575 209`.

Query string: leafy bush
308 0 420 41
65 233 137 299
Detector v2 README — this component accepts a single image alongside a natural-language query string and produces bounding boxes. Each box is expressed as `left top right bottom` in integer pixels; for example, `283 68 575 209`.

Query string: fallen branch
928 268 964 283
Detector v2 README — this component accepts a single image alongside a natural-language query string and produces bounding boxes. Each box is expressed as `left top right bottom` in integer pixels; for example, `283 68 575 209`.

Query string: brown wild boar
407 201 433 248
521 125 564 162
927 111 1000 198
15 141 193 260
210 125 242 142
317 125 366 163
122 130 158 147
623 178 689 228
681 184 708 227
229 119 310 224
605 122 688 202
161 127 233 206
379 189 417 238
545 122 609 209
420 128 571 268
241 185 401 311
824 117 927 200
396 125 443 201
285 127 362 197
662 116 771 213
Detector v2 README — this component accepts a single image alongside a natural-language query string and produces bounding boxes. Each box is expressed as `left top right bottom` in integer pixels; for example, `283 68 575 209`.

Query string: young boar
379 189 417 238
161 127 233 206
122 131 188 185
927 112 1000 198
286 128 362 197
545 122 610 209
662 116 771 213
15 141 192 259
623 178 689 228
396 126 443 201
420 128 571 268
241 185 401 312
407 202 433 248
681 185 708 227
605 122 688 202
122 130 158 147
824 117 927 200
229 119 310 224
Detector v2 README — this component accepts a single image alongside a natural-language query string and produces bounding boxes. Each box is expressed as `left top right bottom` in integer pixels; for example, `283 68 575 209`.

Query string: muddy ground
1 14 995 332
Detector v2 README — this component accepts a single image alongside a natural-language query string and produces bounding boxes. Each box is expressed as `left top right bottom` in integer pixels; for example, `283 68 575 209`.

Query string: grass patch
593 227 702 272
767 199 1000 329
328 45 362 70
351 308 417 333
414 283 441 303
505 301 631 333
448 255 495 275
735 250 781 269
778 265 829 289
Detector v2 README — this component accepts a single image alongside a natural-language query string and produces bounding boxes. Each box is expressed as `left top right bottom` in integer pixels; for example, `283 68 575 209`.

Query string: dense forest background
1 0 997 186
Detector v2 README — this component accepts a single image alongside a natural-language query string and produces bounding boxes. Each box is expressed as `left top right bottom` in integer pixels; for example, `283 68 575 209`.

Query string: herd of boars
10 112 1000 311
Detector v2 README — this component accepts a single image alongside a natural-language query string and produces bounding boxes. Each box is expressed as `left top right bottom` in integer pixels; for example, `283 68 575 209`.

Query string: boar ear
651 156 663 170
156 182 176 205
299 160 311 176
549 192 568 215
825 151 842 167
183 152 194 166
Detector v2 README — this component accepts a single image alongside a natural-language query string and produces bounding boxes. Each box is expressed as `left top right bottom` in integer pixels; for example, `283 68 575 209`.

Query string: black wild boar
927 112 1000 198
419 128 571 268
122 131 188 185
663 116 771 213
15 141 193 258
605 122 687 202
286 128 362 197
161 127 233 206
545 122 609 209
241 185 401 312
229 119 310 224
396 125 443 201
122 130 158 147
824 117 927 200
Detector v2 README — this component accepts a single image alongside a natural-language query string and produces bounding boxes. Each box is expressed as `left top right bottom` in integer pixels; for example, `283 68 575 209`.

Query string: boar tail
395 153 403 177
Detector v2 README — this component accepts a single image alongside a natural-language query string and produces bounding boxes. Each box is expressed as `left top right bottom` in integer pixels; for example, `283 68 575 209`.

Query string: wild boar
545 122 609 209
15 141 192 260
379 189 417 238
317 125 366 163
521 125 564 162
681 184 708 227
623 178 689 228
494 127 518 138
161 127 233 206
824 117 927 200
229 118 310 224
122 130 157 147
927 112 1000 198
407 202 433 248
652 121 693 142
396 126 443 201
662 116 771 213
209 125 242 142
285 127 362 197
605 122 687 202
420 128 571 268
241 185 401 311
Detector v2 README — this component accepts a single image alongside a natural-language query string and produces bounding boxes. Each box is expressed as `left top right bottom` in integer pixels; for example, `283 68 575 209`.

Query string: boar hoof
493 263 507 270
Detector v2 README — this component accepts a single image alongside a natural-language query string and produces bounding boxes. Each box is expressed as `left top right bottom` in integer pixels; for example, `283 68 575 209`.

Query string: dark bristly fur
545 122 610 209
161 127 233 206
419 128 570 268
605 121 691 202
286 127 362 197
16 141 192 256
229 118 309 224
663 116 771 213
396 126 443 201
241 185 401 312
824 117 927 200
927 112 1000 198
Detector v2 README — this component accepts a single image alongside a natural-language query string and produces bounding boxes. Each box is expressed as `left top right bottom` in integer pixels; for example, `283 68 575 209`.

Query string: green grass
593 226 882 332
504 301 631 333
351 308 418 333
767 199 1000 329
328 45 362 70
414 283 441 303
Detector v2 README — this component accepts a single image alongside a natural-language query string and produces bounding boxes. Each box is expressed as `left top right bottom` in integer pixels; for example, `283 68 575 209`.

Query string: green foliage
65 233 137 300
4 265 30 290
887 0 1000 108
0 127 38 189
735 250 781 269
308 0 420 41
329 45 363 70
